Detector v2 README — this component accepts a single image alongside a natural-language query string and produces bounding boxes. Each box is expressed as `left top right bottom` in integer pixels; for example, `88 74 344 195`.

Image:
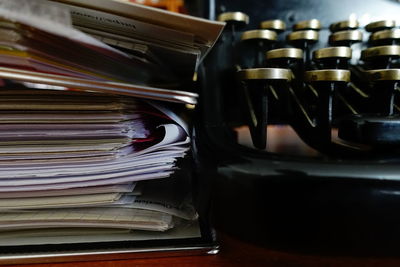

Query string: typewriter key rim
366 69 400 81
365 20 397 32
292 19 321 31
237 68 292 80
361 45 400 60
217 12 250 25
241 29 278 41
313 47 352 59
329 30 363 43
304 69 351 82
260 19 286 33
329 19 359 32
266 48 303 60
370 29 400 42
286 30 319 42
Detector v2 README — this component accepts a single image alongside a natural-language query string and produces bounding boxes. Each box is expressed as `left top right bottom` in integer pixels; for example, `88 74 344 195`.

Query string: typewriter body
193 0 400 253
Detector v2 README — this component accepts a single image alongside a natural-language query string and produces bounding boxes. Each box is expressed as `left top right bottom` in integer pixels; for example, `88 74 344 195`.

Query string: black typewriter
191 0 400 254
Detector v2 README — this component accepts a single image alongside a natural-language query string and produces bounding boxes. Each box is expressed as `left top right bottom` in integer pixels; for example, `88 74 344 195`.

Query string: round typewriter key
366 69 400 115
265 48 303 86
287 30 319 43
266 48 304 60
237 68 292 80
367 68 400 81
330 19 359 32
305 70 351 144
240 30 277 68
241 29 278 41
370 29 400 46
217 12 249 27
361 45 400 60
217 12 250 45
237 68 292 149
260 19 286 33
329 30 363 47
365 20 396 32
361 45 400 69
305 69 351 82
287 30 319 67
292 19 321 31
313 47 352 69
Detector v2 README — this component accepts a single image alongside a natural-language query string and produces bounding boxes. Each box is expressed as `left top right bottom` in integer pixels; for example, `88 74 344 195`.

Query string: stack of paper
0 88 196 233
0 0 224 104
0 0 221 247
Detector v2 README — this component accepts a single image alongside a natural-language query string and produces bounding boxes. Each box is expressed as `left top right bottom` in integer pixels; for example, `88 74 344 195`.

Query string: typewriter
1 0 400 263
193 0 400 254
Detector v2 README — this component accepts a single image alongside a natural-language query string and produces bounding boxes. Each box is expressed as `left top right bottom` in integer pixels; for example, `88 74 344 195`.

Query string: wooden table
5 231 400 267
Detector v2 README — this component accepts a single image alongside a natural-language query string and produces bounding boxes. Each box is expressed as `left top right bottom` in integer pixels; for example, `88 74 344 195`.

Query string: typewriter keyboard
213 12 400 158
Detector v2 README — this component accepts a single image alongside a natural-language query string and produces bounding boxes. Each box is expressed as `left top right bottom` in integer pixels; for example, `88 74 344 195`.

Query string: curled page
0 0 127 56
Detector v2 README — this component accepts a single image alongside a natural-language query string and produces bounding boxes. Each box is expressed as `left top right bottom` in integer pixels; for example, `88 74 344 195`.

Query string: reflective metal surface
237 68 292 80
305 69 351 82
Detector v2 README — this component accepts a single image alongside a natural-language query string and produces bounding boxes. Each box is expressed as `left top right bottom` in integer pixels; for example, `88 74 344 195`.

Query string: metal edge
287 30 319 42
266 48 303 59
0 67 198 105
241 29 277 41
366 69 400 81
0 244 220 265
260 20 286 32
366 20 396 32
329 19 359 32
293 19 321 31
313 46 352 59
237 68 292 80
217 12 249 24
304 69 351 82
329 30 363 42
361 45 400 60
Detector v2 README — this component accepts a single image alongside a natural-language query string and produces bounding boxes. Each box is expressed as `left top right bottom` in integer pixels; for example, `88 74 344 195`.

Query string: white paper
0 183 135 198
0 0 129 57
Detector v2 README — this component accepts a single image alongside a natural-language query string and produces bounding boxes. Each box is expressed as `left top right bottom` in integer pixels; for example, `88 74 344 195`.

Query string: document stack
0 0 224 261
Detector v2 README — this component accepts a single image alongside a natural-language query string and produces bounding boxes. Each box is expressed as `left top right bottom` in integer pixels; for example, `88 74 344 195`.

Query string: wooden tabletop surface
5 231 400 267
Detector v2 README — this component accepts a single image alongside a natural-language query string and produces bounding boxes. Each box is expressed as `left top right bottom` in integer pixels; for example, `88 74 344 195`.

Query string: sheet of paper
0 172 173 192
0 208 174 231
0 192 125 210
0 183 135 198
0 220 201 246
0 0 129 57
50 0 225 61
0 67 199 104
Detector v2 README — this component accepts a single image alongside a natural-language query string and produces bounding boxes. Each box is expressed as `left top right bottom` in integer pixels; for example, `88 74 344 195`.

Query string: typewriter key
313 47 352 69
361 45 400 69
240 29 277 67
305 69 351 144
217 12 249 44
370 29 400 46
329 30 363 47
266 48 304 93
287 30 319 68
366 69 400 115
330 19 359 32
237 68 292 149
365 20 396 33
217 11 249 28
266 48 303 70
260 19 286 33
292 19 321 31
